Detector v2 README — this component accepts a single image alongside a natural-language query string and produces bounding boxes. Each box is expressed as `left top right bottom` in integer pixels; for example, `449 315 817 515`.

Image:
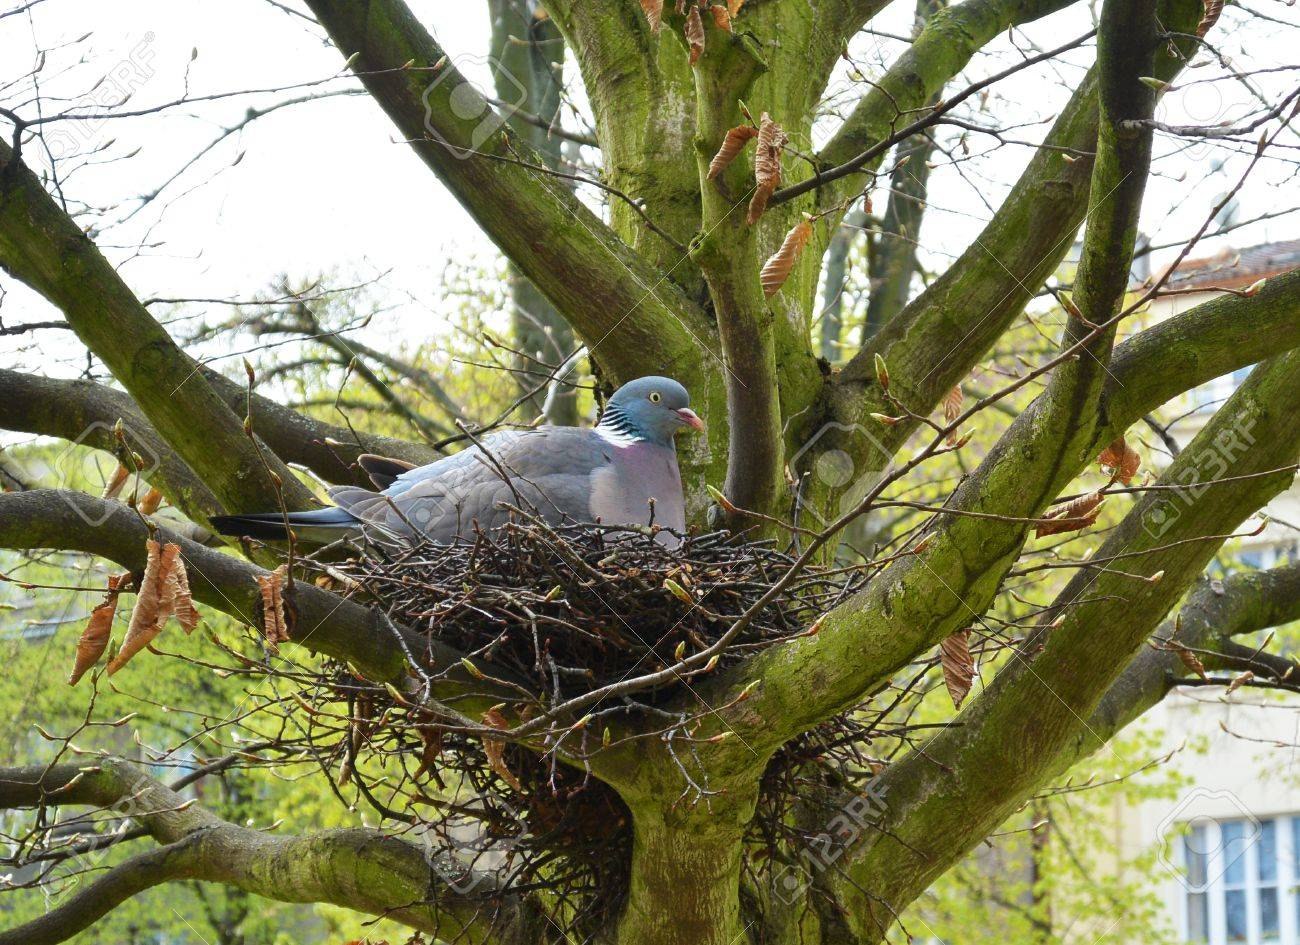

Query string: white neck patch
596 423 642 446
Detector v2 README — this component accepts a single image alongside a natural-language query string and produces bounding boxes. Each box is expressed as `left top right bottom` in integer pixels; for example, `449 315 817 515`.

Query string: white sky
0 1 496 377
0 0 1295 380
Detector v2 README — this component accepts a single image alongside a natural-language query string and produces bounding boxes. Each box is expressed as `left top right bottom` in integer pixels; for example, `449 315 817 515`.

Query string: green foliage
836 295 1226 942
903 725 1191 945
0 435 417 943
0 265 561 940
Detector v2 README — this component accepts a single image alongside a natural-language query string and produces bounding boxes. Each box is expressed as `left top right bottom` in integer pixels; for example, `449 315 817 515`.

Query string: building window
1235 543 1299 573
1239 550 1267 571
1180 817 1293 944
1188 822 1211 942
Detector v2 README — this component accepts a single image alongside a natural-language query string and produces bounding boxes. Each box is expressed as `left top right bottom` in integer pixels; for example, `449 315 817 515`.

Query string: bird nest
285 518 884 933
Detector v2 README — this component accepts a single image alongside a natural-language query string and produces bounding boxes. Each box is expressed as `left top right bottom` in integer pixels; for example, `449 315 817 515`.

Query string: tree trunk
489 0 580 425
614 808 750 945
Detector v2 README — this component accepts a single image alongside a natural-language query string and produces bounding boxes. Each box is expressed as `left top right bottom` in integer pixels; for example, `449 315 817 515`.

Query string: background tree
1 0 1299 943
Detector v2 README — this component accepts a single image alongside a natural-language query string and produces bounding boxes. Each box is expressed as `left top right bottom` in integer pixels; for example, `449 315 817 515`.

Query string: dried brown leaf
1034 491 1104 538
101 465 130 501
257 564 290 650
1175 644 1208 681
137 486 164 516
69 573 126 686
942 386 964 444
354 691 376 736
109 541 180 674
1196 0 1223 36
1225 670 1254 694
747 112 786 225
415 725 445 780
349 707 370 757
942 385 964 424
726 0 745 15
760 218 813 296
170 555 201 634
684 5 705 64
707 124 757 180
1098 436 1141 484
709 3 731 30
640 0 664 32
482 707 523 791
940 629 974 708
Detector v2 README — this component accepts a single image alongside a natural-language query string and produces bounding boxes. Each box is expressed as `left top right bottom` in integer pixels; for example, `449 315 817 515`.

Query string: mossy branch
0 368 222 524
0 759 545 945
0 489 460 687
1106 268 1300 435
0 141 314 517
815 0 1079 209
0 367 437 522
830 348 1300 941
301 0 713 387
689 20 783 528
1066 561 1300 769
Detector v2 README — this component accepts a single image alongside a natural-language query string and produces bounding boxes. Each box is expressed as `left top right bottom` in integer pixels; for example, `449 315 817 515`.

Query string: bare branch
0 141 313 516
301 0 714 386
0 759 544 945
0 368 221 521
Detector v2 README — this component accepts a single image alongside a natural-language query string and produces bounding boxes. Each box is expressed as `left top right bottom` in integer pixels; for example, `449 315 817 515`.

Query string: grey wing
329 428 613 542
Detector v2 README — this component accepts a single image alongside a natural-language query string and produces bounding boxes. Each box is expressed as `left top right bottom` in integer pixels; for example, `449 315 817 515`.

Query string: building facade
1119 239 1300 945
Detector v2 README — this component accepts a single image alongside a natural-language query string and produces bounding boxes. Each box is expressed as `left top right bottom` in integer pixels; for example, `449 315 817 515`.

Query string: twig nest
287 517 880 936
326 519 839 704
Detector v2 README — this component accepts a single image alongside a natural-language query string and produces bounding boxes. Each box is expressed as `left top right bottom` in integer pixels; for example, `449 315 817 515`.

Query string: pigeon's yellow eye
649 391 661 403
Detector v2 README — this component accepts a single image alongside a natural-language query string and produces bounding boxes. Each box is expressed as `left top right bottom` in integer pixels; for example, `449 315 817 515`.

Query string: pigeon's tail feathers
358 453 418 490
209 506 360 542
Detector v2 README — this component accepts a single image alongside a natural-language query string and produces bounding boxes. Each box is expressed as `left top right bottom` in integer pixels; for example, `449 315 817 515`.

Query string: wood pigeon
210 376 704 548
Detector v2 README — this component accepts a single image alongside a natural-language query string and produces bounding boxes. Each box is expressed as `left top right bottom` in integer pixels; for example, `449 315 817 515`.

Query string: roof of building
1162 238 1300 291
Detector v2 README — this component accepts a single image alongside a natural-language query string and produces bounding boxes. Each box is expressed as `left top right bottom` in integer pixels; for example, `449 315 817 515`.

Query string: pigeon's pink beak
676 408 705 432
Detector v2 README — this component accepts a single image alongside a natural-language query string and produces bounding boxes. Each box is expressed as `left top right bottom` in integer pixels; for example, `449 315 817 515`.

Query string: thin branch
771 30 1096 206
